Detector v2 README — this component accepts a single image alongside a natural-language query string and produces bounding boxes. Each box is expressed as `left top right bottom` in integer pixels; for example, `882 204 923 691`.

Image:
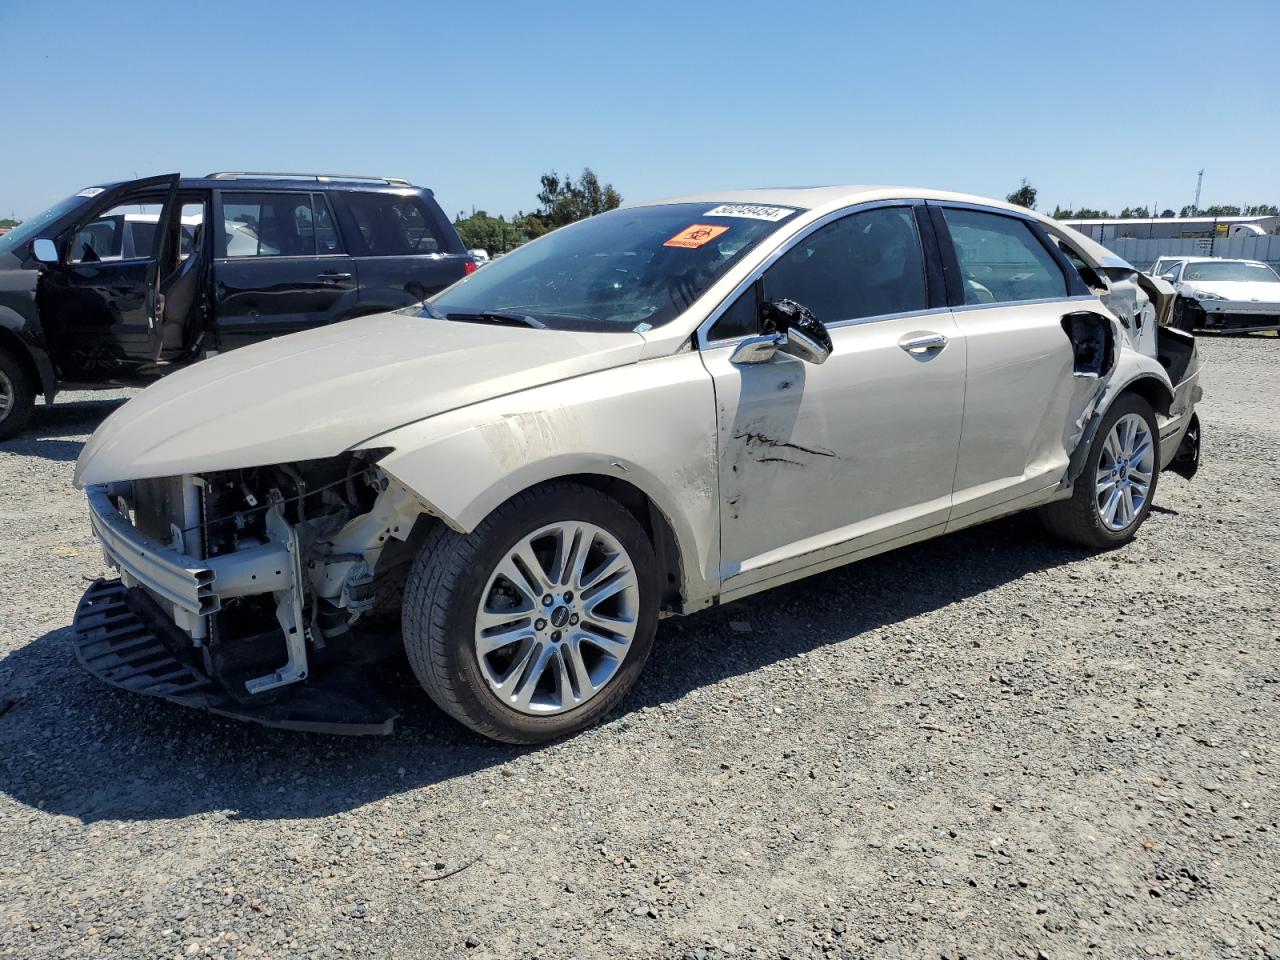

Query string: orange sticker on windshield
664 224 729 249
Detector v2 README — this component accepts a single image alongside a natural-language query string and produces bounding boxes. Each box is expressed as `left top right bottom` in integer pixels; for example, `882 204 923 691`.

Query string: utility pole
1193 169 1204 214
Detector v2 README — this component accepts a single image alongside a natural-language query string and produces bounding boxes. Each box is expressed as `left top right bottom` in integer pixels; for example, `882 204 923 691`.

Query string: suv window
221 193 325 257
942 208 1067 305
344 192 444 256
69 201 166 264
313 195 344 255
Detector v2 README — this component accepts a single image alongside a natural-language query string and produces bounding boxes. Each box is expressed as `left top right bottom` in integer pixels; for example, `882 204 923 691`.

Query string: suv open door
36 174 179 379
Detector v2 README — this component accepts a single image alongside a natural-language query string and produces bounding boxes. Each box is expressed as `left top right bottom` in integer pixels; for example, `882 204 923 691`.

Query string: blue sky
2 0 1277 221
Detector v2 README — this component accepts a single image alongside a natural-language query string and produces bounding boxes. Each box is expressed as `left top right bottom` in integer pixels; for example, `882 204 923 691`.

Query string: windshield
425 202 801 332
1183 261 1280 283
0 194 91 257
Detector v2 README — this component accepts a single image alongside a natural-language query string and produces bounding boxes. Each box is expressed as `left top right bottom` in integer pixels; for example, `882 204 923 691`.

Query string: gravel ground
1 336 1277 960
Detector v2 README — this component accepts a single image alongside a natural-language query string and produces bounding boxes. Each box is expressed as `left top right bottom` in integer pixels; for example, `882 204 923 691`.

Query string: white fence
1104 235 1280 271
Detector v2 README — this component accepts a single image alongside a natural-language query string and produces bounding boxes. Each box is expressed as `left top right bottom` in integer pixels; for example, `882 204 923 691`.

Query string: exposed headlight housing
1184 286 1225 301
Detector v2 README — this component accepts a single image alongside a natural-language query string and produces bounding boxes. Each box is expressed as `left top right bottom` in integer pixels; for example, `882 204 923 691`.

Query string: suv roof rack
206 171 411 186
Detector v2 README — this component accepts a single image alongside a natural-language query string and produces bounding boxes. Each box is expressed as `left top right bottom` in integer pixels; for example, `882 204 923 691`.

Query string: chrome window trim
695 199 929 349
950 293 1097 315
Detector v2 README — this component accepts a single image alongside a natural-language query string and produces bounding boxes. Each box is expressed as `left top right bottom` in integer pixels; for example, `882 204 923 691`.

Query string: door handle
898 332 948 356
317 271 352 283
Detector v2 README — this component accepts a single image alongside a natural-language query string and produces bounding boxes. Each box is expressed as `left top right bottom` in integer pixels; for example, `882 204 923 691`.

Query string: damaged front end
74 452 426 734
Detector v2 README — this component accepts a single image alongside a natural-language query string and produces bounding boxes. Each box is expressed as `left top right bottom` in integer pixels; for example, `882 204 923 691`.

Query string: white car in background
71 186 1202 743
1159 257 1280 333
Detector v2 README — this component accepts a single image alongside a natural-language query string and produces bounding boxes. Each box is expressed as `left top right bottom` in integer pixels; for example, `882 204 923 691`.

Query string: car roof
632 185 1130 269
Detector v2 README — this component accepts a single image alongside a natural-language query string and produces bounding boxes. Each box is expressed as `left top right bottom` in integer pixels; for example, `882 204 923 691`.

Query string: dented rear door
930 204 1104 526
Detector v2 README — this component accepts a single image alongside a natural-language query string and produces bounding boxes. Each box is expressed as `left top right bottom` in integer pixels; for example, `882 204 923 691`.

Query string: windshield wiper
444 311 545 329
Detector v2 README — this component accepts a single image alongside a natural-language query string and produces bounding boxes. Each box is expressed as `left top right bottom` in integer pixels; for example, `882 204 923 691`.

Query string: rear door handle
318 271 352 283
898 332 948 356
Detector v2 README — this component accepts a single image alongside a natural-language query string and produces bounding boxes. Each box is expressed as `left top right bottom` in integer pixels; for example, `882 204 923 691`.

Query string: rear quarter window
344 192 447 256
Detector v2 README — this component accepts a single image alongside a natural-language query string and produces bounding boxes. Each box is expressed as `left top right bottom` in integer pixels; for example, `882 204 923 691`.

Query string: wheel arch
0 324 55 404
1117 373 1175 418
1066 370 1174 486
381 452 715 615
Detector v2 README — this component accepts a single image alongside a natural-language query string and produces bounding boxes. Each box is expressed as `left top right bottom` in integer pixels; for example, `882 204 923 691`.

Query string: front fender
0 302 57 402
364 352 722 607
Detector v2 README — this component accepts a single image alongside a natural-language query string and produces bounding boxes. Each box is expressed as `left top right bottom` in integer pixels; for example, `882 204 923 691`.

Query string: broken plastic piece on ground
73 579 397 735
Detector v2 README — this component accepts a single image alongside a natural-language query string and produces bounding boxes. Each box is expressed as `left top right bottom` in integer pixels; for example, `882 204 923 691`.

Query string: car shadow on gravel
0 514 1092 824
0 397 126 462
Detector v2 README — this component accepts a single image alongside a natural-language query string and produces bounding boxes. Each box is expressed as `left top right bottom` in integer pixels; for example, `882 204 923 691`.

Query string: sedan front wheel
402 482 659 744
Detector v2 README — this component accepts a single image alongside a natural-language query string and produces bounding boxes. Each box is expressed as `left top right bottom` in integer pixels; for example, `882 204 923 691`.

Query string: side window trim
927 201 1085 308
698 199 947 347
310 192 346 257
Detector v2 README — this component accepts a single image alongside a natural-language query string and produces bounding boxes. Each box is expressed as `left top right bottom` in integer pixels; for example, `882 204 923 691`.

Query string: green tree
453 210 529 254
528 167 623 232
1119 206 1151 218
1006 178 1037 210
1203 204 1241 216
0 218 19 229
1245 203 1279 216
1179 205 1199 217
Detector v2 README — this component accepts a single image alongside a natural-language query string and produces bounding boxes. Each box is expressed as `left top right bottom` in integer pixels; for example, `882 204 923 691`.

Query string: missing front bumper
73 579 397 735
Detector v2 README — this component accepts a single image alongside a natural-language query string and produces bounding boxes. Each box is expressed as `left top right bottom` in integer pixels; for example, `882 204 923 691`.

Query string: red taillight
464 260 477 276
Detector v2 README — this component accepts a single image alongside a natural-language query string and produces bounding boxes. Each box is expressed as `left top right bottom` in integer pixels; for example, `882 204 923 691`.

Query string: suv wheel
1040 393 1160 549
0 349 36 440
402 482 659 744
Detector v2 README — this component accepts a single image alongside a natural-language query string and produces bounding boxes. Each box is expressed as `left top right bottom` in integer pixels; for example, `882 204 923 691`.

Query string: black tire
402 481 659 744
0 349 36 440
1040 393 1161 549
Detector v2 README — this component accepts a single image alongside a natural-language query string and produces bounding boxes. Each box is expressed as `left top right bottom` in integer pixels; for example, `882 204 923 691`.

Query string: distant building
1062 214 1280 242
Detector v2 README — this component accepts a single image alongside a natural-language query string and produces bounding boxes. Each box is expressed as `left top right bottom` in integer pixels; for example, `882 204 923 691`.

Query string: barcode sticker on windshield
703 204 794 222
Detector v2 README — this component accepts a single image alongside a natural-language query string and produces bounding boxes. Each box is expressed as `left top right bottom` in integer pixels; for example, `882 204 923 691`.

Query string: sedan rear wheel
1040 393 1160 549
1094 412 1156 532
403 482 659 744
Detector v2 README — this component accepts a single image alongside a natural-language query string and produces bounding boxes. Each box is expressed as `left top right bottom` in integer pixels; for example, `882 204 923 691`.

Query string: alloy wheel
1095 412 1155 531
0 369 12 421
474 521 640 716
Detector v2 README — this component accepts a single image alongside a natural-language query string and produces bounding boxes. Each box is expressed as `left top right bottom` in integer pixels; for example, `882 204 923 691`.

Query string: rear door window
941 208 1067 305
344 192 445 255
220 193 323 257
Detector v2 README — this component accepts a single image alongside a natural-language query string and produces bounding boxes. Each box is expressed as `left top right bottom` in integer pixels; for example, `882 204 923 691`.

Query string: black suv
0 172 473 437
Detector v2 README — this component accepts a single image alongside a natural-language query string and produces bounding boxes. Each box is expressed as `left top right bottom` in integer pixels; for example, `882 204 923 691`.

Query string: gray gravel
1 337 1278 960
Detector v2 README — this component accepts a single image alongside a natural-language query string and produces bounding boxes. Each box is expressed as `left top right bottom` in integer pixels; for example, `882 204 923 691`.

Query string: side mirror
31 238 59 265
729 298 832 366
1160 272 1178 282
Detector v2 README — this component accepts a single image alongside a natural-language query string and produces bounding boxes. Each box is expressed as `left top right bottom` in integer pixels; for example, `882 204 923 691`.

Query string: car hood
1183 280 1280 302
75 311 646 487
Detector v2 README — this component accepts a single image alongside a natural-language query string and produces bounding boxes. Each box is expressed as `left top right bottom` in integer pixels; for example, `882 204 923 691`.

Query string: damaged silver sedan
72 187 1203 743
